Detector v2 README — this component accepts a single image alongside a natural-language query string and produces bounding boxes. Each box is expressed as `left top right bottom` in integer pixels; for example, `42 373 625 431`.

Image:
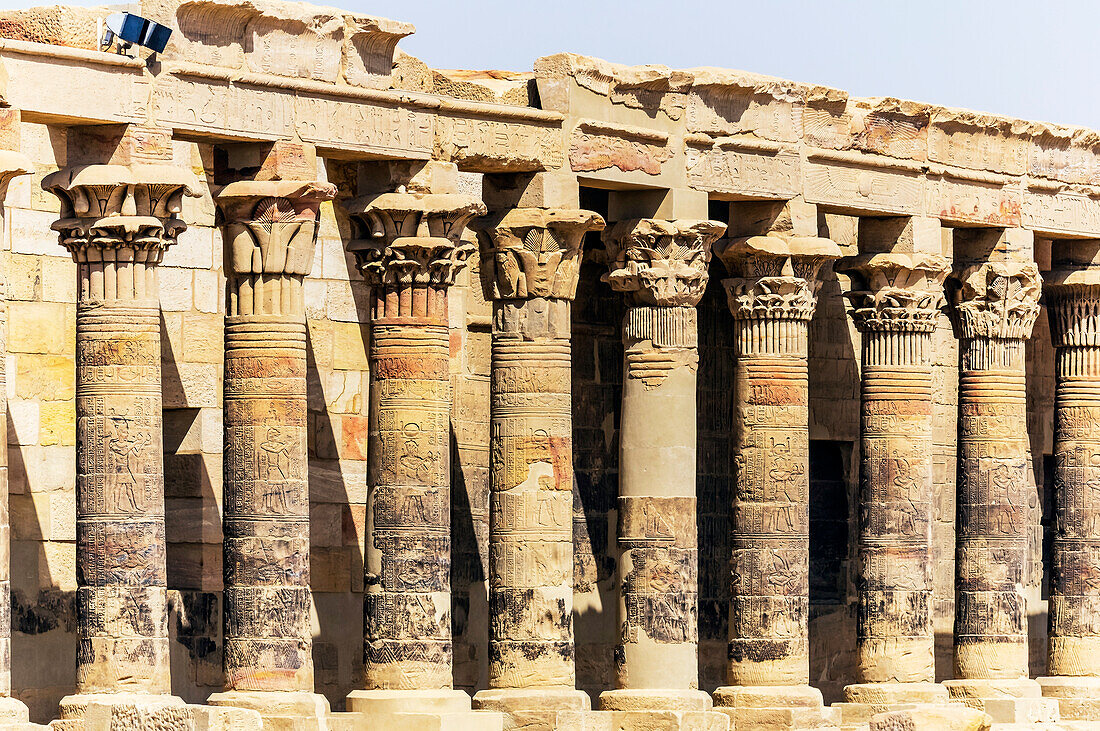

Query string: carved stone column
343 191 487 717
205 178 337 723
468 208 606 727
0 147 30 723
44 148 199 715
943 260 1052 712
836 252 951 710
711 234 842 729
1038 263 1100 720
593 218 725 715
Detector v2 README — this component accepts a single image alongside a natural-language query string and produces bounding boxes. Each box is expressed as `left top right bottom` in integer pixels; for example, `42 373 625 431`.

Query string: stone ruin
0 0 1093 729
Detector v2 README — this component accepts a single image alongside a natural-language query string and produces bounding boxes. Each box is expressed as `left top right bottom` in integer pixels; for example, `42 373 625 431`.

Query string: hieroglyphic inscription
954 372 1032 679
296 96 434 159
217 179 334 694
926 174 1022 227
1023 188 1100 238
729 357 810 686
1046 285 1100 676
366 321 453 690
435 115 563 172
489 331 575 689
76 306 170 694
46 156 196 697
685 144 800 200
803 157 922 215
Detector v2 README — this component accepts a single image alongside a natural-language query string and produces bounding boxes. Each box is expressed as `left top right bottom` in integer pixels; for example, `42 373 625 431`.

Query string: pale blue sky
14 0 1098 128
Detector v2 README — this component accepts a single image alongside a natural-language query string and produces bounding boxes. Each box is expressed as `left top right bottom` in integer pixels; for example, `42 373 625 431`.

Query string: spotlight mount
100 12 172 55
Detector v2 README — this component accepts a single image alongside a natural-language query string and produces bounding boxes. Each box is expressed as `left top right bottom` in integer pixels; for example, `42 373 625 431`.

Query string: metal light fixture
100 12 172 55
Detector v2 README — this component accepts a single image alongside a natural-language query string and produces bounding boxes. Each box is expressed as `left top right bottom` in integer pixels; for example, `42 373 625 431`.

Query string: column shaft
954 339 1031 679
223 315 311 690
76 266 169 694
488 298 575 688
1047 286 1100 676
857 332 935 682
365 287 454 690
729 317 810 687
617 305 700 690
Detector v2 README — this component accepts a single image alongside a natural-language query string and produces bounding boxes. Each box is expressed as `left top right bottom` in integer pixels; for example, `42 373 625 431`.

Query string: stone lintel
65 124 175 166
222 140 320 182
857 215 945 256
358 160 462 196
482 170 580 210
725 198 819 239
608 188 709 221
952 226 1034 264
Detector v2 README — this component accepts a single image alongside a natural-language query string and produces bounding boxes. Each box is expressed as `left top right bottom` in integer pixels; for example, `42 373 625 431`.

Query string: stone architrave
1037 264 1100 721
205 178 337 724
595 218 726 717
0 149 31 724
836 252 952 710
43 146 200 716
343 191 487 718
711 233 842 729
943 260 1053 714
468 208 606 726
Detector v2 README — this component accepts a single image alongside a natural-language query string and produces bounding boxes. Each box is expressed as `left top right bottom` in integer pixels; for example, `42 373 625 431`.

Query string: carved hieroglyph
44 161 199 695
216 180 337 693
1045 269 1100 678
0 150 31 717
838 252 950 684
348 192 484 691
602 219 726 700
948 261 1042 680
476 208 604 690
717 234 841 687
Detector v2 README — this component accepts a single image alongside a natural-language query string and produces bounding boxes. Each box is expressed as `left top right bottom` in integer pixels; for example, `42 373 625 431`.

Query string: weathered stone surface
868 704 991 731
44 129 200 702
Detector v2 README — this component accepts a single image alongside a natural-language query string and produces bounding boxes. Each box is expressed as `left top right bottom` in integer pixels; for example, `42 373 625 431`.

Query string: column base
473 687 589 730
1038 676 1100 722
866 705 991 731
942 678 1060 724
712 685 840 730
834 682 950 726
0 697 29 723
599 688 713 712
557 708 730 731
344 689 501 731
207 690 330 731
58 693 189 729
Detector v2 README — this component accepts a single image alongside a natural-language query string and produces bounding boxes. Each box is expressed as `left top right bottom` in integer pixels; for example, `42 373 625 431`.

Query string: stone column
469 208 606 726
205 175 337 724
943 260 1052 715
1038 263 1100 721
836 252 951 711
0 145 30 723
711 234 842 729
43 131 199 716
594 218 725 714
343 191 487 717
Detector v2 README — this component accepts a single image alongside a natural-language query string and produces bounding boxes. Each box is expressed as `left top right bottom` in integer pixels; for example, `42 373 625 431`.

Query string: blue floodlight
102 12 172 54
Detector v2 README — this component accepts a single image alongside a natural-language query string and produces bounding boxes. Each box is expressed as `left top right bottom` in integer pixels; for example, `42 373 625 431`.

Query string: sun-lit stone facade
0 0 1099 729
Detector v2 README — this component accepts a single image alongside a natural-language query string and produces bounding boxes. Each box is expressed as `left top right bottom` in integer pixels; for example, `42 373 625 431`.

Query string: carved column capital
43 164 201 263
477 208 605 301
0 150 30 199
346 191 486 288
948 261 1042 342
837 252 950 333
1045 268 1100 349
217 180 337 279
602 218 726 307
717 234 841 322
